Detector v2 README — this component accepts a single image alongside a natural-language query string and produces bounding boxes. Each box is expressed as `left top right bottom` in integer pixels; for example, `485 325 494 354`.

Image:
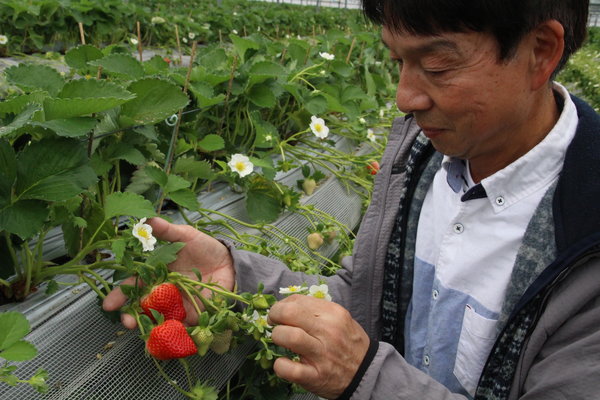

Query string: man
105 0 600 398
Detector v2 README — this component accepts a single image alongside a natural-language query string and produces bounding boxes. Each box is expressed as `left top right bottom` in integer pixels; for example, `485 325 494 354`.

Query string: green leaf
250 113 278 149
197 134 225 152
165 175 191 193
173 158 215 180
104 192 157 219
144 166 168 188
32 117 97 138
188 81 226 108
0 140 16 207
0 92 48 116
16 138 97 202
246 178 282 223
330 60 352 78
145 242 186 267
89 54 145 80
247 85 276 108
169 189 199 210
4 64 65 96
305 94 328 115
230 34 260 64
64 45 104 71
120 78 189 126
0 104 42 138
0 200 49 239
43 79 135 120
111 239 126 263
124 167 155 194
106 143 146 165
0 312 30 351
0 341 37 362
248 61 287 86
143 55 170 75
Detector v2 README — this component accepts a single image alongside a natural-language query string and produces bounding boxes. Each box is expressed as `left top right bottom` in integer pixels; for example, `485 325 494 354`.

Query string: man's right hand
102 217 235 328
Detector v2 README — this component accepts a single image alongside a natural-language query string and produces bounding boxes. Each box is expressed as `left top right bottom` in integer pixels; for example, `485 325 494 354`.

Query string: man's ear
529 19 565 90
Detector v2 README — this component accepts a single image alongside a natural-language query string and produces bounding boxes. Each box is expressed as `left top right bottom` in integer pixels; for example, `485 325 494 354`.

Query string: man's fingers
273 356 319 387
270 325 322 359
102 276 137 311
148 217 198 243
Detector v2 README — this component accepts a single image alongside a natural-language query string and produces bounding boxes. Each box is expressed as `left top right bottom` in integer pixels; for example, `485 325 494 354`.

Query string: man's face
382 27 539 173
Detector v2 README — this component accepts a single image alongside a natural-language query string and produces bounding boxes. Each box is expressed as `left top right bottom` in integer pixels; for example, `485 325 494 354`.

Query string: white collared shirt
406 83 579 397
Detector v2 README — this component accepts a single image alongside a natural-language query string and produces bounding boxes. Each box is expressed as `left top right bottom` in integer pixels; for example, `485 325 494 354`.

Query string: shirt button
424 355 430 366
495 196 505 206
432 289 439 300
453 223 464 234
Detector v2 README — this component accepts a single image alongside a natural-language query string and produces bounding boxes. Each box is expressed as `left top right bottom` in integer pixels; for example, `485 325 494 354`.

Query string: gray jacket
232 97 600 399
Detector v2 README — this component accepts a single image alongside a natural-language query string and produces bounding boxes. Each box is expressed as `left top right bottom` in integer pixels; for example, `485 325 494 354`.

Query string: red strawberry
141 283 187 321
146 320 197 360
367 161 380 175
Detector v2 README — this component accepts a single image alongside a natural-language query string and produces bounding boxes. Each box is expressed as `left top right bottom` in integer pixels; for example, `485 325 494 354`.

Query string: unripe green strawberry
210 329 233 354
324 230 338 244
302 178 317 196
190 327 214 356
141 282 186 322
251 294 270 309
226 315 240 332
146 320 197 360
307 232 324 250
259 355 273 370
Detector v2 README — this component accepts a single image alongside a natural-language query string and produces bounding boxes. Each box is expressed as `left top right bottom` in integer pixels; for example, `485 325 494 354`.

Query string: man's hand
102 217 235 328
268 295 370 399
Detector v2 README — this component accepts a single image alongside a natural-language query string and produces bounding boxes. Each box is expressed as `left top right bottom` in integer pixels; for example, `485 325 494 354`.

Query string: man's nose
395 68 433 114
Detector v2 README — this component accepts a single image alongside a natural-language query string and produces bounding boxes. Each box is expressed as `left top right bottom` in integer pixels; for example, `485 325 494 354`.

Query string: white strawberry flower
308 284 332 301
309 116 329 139
359 117 367 124
151 16 165 24
367 129 376 142
130 37 138 45
319 52 335 61
0 35 8 45
132 218 157 252
188 32 196 40
251 310 272 337
182 37 188 44
232 29 238 35
279 285 308 295
228 153 254 177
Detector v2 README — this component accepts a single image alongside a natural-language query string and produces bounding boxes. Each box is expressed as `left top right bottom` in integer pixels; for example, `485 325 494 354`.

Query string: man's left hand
268 294 370 399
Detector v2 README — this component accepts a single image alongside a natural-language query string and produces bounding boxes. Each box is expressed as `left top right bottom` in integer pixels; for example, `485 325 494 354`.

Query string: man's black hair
362 0 589 73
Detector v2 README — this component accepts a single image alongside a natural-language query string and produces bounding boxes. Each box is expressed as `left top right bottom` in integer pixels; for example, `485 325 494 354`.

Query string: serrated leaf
247 85 276 108
0 312 30 351
144 166 168 188
143 55 169 75
104 192 157 219
119 79 189 126
230 34 260 64
45 280 60 295
248 61 287 86
106 143 146 165
0 104 42 138
145 242 186 267
0 200 49 239
0 140 16 207
173 158 214 180
188 81 226 108
0 340 37 362
305 94 328 115
125 167 155 194
33 117 97 138
0 92 48 115
43 79 135 120
89 54 145 80
111 239 126 263
16 138 97 202
64 45 104 70
246 179 282 223
197 134 225 152
4 64 65 96
330 60 352 77
168 189 199 210
165 175 191 193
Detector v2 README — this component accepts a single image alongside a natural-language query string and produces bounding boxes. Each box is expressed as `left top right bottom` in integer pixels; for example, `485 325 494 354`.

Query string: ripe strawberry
141 283 186 321
146 320 197 360
367 161 380 175
302 178 317 195
307 232 324 250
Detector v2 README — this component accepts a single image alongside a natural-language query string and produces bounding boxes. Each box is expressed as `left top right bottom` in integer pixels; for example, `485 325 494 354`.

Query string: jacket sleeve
227 244 354 308
349 342 468 400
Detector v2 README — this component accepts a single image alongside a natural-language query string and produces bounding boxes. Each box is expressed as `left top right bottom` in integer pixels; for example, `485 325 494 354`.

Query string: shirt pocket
453 304 498 397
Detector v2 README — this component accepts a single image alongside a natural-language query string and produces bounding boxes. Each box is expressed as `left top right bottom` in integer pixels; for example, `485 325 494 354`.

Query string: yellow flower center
138 227 150 239
235 161 246 171
314 124 323 132
288 286 298 292
258 317 268 327
313 291 325 299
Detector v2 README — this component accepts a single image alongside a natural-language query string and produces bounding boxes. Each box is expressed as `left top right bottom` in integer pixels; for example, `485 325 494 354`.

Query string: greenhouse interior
1 0 599 399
